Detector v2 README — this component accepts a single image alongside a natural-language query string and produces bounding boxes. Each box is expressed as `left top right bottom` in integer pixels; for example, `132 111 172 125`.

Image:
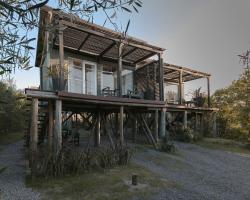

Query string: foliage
192 87 206 107
0 0 142 75
170 126 201 143
0 80 27 135
160 139 176 153
212 69 250 142
36 144 134 178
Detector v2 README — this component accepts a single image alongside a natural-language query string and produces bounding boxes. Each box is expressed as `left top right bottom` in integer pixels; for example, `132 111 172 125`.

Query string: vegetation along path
0 141 41 200
134 142 250 200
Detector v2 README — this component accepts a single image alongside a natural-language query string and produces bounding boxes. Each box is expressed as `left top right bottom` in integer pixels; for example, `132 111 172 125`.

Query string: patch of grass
26 164 173 200
0 165 7 174
0 132 23 145
196 138 250 155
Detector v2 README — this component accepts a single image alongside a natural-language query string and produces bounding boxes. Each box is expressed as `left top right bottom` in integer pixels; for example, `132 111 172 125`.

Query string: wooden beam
59 21 65 91
135 52 156 64
117 42 123 97
48 100 53 151
207 76 211 107
77 34 91 51
99 41 116 58
54 100 62 154
30 98 38 176
141 115 157 149
95 111 101 147
119 106 124 145
158 53 164 101
179 70 183 105
123 47 137 58
212 112 217 137
61 21 164 54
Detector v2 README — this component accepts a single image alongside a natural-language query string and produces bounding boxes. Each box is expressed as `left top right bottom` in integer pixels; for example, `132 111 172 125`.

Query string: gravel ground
0 141 41 200
134 142 250 200
1 140 250 200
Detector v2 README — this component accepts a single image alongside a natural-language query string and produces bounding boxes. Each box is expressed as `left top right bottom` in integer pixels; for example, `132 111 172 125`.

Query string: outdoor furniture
101 87 119 97
126 89 144 99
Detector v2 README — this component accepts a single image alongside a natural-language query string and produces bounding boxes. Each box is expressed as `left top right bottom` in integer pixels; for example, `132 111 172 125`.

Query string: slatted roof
138 60 211 83
36 6 165 67
164 63 211 83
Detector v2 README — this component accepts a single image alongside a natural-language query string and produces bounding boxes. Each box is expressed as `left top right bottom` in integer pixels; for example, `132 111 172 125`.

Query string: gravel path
0 141 41 200
134 142 250 200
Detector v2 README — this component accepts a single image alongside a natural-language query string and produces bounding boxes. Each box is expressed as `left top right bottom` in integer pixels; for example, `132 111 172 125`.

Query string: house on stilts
25 6 217 158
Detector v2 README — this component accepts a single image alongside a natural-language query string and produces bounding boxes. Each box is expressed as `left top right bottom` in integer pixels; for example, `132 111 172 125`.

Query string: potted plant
192 87 206 107
47 62 69 91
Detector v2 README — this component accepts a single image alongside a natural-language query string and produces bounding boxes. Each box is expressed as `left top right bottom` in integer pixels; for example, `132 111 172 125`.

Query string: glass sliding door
68 59 84 94
68 58 97 95
84 62 97 95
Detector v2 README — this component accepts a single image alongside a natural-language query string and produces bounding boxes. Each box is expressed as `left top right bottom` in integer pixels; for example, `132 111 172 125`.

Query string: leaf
125 20 130 36
70 0 75 10
28 0 49 11
132 5 138 13
110 11 116 19
134 1 142 7
121 6 132 13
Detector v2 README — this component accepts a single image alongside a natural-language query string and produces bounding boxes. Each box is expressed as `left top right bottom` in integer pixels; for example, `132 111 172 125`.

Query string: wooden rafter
98 41 116 58
77 34 91 51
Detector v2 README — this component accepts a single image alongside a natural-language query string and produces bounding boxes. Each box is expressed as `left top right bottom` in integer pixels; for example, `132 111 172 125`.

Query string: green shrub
171 127 202 143
36 145 134 178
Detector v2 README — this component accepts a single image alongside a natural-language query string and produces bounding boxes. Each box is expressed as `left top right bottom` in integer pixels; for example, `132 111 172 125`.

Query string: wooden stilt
95 111 101 147
154 110 159 143
207 76 211 107
30 98 38 176
133 114 138 143
119 106 124 145
183 111 187 129
195 112 198 131
104 114 114 148
212 112 217 137
48 100 53 151
159 108 166 138
54 100 62 154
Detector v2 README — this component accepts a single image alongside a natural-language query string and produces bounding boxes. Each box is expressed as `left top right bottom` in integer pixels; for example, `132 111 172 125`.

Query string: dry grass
196 138 250 155
26 164 173 200
0 132 23 146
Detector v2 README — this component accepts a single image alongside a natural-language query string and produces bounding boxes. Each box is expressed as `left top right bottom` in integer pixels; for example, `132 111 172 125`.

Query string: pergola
36 6 165 99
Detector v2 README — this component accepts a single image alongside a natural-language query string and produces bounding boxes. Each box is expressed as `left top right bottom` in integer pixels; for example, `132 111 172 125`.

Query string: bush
36 145 134 178
171 127 202 143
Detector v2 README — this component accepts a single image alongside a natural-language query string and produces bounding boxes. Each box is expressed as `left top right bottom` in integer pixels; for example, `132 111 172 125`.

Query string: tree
0 0 142 75
212 54 250 142
0 79 27 134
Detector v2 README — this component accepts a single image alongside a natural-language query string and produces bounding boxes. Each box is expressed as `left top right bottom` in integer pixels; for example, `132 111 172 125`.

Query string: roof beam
77 34 91 51
62 21 163 54
99 41 116 58
123 47 137 58
135 52 156 64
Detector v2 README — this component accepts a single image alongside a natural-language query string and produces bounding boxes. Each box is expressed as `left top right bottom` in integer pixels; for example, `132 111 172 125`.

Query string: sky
9 0 250 95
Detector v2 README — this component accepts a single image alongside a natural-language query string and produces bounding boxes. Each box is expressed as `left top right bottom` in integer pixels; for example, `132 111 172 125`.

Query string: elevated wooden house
25 6 217 157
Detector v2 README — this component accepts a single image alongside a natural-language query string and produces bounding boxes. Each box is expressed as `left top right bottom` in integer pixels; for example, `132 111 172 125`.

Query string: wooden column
207 76 211 107
117 42 123 97
212 112 217 137
133 114 138 143
183 111 188 129
30 98 38 173
159 108 166 138
54 100 62 154
95 111 101 147
154 110 159 143
158 53 164 101
179 70 183 105
48 100 53 151
195 112 199 131
59 21 65 91
119 106 124 144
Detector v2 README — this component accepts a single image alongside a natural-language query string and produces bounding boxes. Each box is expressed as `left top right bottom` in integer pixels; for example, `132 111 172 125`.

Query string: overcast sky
10 0 250 94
